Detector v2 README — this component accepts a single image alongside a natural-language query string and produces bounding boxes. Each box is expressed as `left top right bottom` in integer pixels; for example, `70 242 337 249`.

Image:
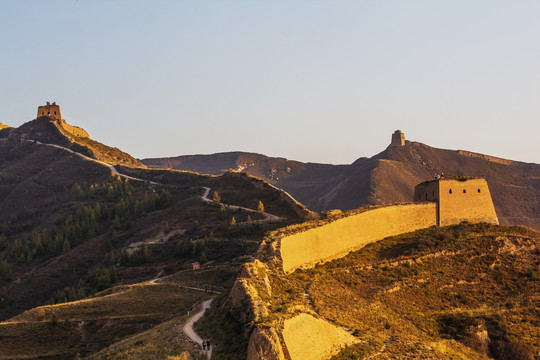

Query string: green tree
72 183 84 199
0 259 12 284
176 240 191 258
200 250 208 263
62 238 70 252
219 203 227 219
212 191 221 203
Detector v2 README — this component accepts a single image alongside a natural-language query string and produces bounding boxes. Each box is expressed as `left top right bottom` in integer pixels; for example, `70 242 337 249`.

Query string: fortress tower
37 102 62 121
414 177 499 226
390 130 405 147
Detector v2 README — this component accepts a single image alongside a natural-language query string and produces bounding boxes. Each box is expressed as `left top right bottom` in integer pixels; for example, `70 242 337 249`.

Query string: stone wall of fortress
56 120 89 138
280 203 437 273
457 150 513 165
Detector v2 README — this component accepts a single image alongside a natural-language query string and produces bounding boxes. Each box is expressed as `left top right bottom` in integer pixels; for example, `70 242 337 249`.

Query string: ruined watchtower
390 130 405 147
414 177 499 226
37 102 62 121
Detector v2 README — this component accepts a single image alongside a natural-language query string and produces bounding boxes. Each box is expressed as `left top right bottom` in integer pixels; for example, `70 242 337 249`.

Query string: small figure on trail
202 341 206 350
206 340 211 350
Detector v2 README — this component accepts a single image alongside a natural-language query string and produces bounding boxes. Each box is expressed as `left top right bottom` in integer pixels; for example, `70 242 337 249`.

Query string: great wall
232 170 500 360
15 111 506 359
279 177 498 274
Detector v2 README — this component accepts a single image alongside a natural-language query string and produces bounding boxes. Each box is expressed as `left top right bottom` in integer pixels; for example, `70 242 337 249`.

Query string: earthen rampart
280 203 437 273
457 150 513 165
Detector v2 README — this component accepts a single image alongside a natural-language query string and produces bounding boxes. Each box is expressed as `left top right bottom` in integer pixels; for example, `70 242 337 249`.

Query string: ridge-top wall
280 203 437 273
55 121 89 138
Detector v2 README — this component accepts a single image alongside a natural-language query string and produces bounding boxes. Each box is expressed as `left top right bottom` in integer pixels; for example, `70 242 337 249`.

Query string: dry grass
0 283 207 359
86 316 197 360
266 224 539 359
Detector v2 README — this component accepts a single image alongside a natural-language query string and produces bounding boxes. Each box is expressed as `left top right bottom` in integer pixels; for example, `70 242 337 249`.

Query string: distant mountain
142 139 540 230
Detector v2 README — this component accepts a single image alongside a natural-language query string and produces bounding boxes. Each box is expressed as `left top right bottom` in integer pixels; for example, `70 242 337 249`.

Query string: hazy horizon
2 1 539 165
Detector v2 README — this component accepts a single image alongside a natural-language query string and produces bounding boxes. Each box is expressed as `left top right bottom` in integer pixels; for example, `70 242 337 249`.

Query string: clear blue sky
1 1 539 164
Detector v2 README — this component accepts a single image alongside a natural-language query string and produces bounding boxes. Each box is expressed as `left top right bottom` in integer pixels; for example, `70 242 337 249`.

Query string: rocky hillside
225 223 539 360
142 141 540 230
0 118 306 359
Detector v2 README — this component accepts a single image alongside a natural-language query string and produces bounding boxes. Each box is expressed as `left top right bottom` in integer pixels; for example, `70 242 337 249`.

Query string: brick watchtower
390 130 405 147
37 102 62 121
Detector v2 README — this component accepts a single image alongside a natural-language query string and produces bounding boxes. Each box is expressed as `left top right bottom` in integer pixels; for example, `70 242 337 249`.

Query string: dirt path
201 186 284 223
365 335 394 359
183 299 214 358
26 139 158 184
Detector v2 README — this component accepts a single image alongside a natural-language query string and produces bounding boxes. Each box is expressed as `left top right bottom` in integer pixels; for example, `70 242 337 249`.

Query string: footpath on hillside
183 299 214 359
201 186 284 223
25 139 159 184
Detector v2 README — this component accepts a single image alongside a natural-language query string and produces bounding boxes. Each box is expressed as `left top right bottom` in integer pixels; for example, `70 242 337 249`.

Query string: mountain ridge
142 139 540 230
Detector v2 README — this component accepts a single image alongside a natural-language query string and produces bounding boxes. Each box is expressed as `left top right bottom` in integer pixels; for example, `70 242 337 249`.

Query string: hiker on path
206 340 211 351
202 341 206 350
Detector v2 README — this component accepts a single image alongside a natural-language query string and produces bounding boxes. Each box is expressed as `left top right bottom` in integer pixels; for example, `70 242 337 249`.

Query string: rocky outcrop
229 260 272 324
247 327 286 360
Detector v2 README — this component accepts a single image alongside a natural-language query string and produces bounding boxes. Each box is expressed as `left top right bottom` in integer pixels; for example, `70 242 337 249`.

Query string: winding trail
201 186 284 223
365 335 394 359
26 139 158 184
183 299 214 359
